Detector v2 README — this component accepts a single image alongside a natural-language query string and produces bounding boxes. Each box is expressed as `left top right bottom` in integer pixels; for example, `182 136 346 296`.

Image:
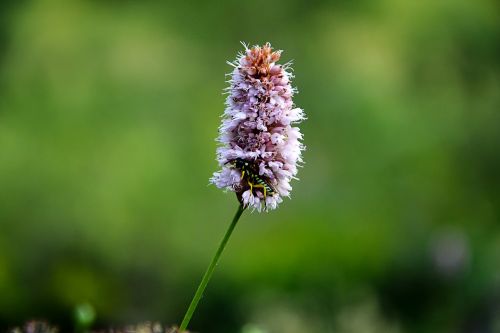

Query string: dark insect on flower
226 158 277 199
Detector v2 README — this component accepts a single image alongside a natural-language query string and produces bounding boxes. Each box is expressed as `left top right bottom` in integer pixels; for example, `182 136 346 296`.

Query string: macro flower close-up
211 43 305 211
1 1 499 332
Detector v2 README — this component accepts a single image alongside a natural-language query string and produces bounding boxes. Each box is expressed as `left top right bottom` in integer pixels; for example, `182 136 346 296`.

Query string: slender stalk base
179 204 245 332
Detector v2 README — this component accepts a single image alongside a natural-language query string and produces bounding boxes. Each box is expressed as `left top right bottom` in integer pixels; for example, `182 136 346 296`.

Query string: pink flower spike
210 43 306 211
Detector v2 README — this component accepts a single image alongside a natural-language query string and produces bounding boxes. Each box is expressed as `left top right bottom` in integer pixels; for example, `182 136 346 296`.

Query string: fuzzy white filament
210 43 305 211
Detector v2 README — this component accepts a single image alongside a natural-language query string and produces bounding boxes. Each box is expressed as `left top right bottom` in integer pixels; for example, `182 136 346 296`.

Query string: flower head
211 43 305 211
10 321 58 333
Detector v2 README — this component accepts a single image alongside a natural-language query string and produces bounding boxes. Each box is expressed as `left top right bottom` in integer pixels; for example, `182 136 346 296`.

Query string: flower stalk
179 42 304 331
179 204 245 332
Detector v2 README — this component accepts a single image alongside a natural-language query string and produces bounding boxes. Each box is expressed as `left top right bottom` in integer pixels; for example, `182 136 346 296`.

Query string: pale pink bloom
210 43 305 211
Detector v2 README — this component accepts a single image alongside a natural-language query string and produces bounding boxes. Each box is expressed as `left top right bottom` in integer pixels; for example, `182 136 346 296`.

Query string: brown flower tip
240 42 282 77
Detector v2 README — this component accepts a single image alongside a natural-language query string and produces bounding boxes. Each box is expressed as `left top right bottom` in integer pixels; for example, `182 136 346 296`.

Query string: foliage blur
1 0 499 332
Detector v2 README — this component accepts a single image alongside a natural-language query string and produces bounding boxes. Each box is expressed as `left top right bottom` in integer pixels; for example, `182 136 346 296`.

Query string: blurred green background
1 0 499 332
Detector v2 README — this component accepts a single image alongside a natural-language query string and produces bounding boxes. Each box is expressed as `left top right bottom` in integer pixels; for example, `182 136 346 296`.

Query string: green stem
179 204 245 332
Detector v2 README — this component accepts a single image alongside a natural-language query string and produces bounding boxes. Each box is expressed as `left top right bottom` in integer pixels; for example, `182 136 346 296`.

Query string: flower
10 321 58 333
9 321 189 333
210 42 305 211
